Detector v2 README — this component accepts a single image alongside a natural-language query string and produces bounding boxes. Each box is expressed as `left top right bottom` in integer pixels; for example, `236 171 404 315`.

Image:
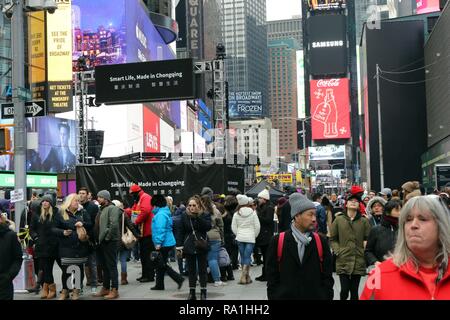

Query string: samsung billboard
228 91 264 119
308 14 348 76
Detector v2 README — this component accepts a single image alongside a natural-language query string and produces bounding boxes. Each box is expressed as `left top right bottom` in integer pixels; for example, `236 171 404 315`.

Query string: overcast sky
266 0 302 21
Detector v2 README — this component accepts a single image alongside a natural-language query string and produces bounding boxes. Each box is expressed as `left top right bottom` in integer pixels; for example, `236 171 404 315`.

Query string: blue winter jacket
151 206 176 248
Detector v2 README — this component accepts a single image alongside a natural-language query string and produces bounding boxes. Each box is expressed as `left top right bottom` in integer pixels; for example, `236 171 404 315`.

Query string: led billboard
308 0 346 11
416 0 441 14
296 50 306 119
228 92 264 119
143 107 160 153
308 14 347 76
310 78 351 140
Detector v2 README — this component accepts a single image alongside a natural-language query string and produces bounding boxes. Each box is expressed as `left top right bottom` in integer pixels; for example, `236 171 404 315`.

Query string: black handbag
190 218 209 252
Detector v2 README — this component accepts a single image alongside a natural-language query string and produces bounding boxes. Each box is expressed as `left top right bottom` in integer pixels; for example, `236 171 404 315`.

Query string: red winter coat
360 258 450 300
125 191 153 238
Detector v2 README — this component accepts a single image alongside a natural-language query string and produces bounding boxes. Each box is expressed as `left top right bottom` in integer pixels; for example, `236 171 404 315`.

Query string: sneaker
91 287 97 294
213 281 226 287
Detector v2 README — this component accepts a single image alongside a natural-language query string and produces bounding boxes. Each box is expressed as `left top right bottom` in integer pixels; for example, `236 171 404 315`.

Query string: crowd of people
0 181 449 300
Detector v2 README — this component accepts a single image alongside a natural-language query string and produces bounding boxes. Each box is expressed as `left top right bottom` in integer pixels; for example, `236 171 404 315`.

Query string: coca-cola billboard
143 106 160 152
310 78 351 140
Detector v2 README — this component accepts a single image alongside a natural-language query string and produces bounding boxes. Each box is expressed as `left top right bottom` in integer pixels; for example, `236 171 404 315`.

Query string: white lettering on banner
317 79 340 87
145 132 158 151
188 0 200 58
312 41 344 48
237 105 262 113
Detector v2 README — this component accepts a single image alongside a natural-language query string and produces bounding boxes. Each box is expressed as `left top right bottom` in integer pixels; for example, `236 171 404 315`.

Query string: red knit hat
350 185 364 195
129 184 142 193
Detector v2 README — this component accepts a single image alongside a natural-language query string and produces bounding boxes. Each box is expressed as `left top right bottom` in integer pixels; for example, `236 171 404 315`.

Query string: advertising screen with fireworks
310 78 351 140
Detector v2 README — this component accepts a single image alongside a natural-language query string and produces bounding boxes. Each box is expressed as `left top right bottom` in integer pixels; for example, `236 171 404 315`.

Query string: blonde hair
40 205 53 222
60 193 79 221
393 196 450 271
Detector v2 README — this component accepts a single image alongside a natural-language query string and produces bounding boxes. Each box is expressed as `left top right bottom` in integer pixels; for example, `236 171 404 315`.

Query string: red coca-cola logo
317 79 340 88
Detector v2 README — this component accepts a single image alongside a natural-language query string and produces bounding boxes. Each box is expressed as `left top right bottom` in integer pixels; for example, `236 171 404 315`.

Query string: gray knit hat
97 190 111 201
201 187 214 198
289 192 316 219
40 194 54 206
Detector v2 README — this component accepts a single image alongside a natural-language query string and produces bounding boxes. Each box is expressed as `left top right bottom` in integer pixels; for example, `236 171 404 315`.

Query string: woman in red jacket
360 195 450 300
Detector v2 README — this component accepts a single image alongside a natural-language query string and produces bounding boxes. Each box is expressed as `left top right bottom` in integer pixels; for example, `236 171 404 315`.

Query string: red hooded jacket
125 190 153 238
360 258 450 300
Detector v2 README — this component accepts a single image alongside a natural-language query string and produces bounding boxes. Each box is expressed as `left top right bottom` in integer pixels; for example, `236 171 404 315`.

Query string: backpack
277 231 323 272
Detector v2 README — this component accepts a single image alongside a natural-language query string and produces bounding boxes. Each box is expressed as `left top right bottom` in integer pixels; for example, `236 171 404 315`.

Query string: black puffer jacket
30 207 59 259
175 211 211 255
0 223 23 300
256 201 275 246
53 208 92 259
364 217 398 266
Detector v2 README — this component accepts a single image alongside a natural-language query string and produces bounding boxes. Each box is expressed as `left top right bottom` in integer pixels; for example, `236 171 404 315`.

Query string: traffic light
0 127 11 153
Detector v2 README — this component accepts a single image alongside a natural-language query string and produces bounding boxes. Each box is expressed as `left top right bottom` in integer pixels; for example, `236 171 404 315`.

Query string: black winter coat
0 224 23 300
364 218 398 266
53 208 92 260
278 200 292 232
175 212 211 255
222 210 236 247
266 230 334 300
82 201 99 239
30 208 59 259
256 202 275 246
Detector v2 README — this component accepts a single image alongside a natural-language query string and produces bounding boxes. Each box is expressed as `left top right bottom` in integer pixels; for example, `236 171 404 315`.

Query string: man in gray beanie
265 193 334 300
94 190 123 300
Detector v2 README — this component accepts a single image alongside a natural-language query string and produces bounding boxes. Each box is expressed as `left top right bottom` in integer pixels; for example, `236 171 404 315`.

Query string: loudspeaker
87 130 104 159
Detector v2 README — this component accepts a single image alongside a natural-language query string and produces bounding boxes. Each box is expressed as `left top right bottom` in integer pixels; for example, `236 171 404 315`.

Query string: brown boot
121 272 128 285
104 288 119 300
47 284 57 299
245 265 252 284
71 289 80 300
93 287 110 297
58 289 69 300
40 283 49 299
238 266 247 285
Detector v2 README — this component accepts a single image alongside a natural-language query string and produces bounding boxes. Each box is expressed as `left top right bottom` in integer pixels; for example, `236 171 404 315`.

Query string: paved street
14 261 366 300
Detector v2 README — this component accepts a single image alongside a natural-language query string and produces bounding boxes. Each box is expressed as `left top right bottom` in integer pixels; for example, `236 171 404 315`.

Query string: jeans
238 242 255 266
40 257 57 284
97 240 120 289
186 253 208 289
339 274 362 300
207 240 222 282
86 252 97 287
119 249 131 273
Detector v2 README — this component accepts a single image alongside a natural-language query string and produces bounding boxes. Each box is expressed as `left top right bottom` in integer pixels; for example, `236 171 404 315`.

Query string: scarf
290 223 311 264
383 215 398 227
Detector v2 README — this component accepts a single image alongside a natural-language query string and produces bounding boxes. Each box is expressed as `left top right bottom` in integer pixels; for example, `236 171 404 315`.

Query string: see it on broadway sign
95 59 195 105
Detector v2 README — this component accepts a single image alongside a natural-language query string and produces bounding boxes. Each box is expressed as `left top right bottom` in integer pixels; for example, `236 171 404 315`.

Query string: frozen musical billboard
310 78 351 140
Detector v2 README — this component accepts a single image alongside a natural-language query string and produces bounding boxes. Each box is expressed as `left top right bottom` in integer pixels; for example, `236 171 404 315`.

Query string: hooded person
124 184 155 282
231 195 260 284
365 196 387 227
265 193 334 300
401 181 421 204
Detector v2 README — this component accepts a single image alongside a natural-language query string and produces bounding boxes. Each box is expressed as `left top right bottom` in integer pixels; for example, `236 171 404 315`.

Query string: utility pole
376 64 384 190
12 0 26 232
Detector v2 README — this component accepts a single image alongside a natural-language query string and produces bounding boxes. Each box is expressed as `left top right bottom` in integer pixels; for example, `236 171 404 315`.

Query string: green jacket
330 212 371 276
99 203 123 243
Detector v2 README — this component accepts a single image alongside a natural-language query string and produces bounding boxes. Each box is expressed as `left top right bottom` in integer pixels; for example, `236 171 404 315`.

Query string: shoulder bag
189 218 209 252
121 211 137 249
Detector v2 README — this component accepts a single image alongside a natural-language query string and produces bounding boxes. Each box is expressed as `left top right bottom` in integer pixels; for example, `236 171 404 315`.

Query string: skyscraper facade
267 18 302 163
222 0 268 116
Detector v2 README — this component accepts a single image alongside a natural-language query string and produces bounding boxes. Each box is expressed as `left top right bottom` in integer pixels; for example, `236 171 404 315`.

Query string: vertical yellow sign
46 0 73 112
28 11 46 100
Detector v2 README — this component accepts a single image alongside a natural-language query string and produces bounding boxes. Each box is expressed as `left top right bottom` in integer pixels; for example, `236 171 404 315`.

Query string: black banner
76 163 244 206
95 59 195 105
